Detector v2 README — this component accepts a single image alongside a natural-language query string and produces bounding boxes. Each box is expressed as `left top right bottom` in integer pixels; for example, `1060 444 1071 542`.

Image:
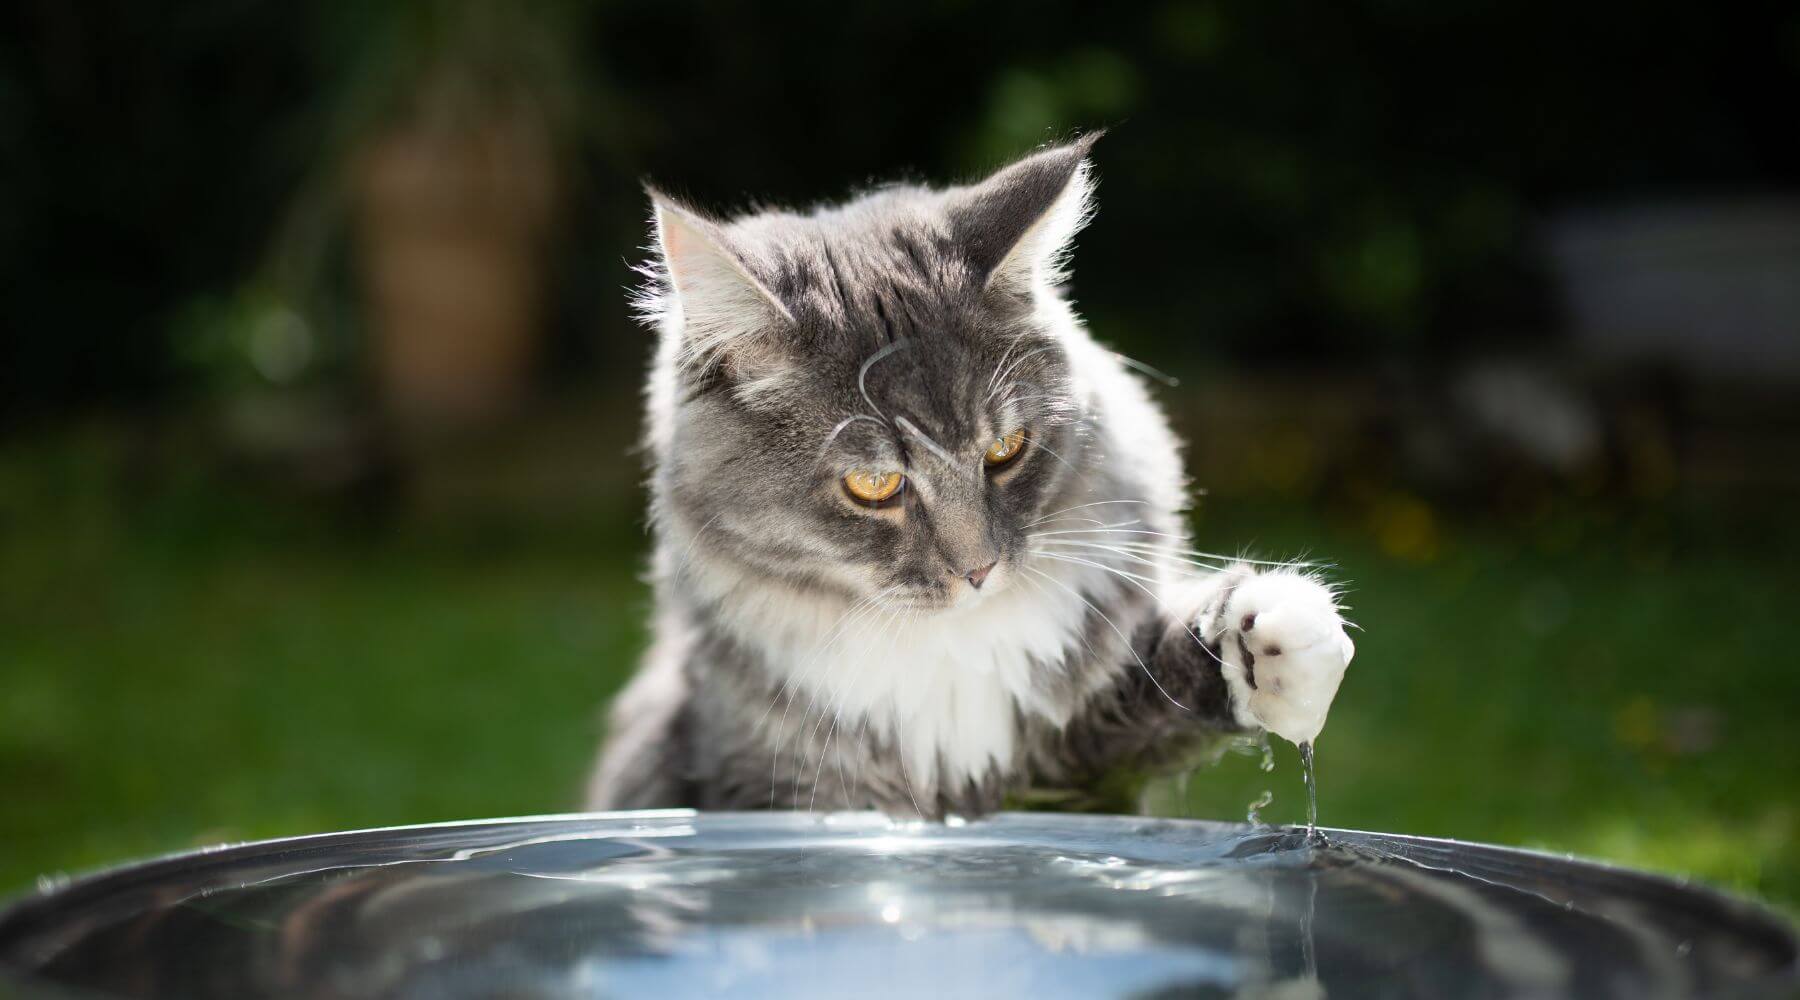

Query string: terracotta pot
354 107 556 430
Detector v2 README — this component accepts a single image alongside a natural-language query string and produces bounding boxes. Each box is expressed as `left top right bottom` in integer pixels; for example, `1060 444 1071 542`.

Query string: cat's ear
949 131 1102 293
643 189 795 375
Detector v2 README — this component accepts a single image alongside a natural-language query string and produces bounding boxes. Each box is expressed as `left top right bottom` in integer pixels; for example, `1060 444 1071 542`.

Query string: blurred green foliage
4 0 1798 413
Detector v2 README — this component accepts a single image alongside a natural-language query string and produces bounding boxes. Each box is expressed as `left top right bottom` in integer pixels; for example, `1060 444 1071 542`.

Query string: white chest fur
734 559 1114 789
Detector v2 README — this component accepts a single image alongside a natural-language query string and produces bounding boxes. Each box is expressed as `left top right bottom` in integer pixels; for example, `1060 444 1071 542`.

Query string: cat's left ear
949 131 1102 293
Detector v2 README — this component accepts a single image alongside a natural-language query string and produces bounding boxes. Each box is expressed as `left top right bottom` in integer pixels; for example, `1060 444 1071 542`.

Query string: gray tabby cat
589 135 1355 819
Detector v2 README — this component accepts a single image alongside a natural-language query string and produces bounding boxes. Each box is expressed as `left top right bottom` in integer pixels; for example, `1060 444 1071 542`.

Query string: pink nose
963 562 997 589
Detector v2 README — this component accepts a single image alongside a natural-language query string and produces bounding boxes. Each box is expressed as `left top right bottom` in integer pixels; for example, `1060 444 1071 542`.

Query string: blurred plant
149 0 598 497
5 0 1796 419
173 287 341 394
280 0 587 432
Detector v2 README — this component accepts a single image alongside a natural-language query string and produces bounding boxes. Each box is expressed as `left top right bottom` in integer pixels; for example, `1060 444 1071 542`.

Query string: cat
588 134 1355 819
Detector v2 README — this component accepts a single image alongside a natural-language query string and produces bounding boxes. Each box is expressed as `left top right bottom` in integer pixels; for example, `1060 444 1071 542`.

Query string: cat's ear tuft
641 188 795 376
949 131 1102 293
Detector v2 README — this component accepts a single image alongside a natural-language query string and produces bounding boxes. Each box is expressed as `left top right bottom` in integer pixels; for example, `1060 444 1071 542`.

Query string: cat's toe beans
1222 572 1353 745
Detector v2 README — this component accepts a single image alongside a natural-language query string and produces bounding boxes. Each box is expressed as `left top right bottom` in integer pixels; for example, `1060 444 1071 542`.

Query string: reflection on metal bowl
1 812 1794 998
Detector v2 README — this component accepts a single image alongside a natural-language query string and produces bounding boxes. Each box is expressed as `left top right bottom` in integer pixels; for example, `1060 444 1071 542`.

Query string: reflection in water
0 812 1793 999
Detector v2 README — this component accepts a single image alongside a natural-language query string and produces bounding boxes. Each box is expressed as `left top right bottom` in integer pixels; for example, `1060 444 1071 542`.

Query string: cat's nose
962 561 997 590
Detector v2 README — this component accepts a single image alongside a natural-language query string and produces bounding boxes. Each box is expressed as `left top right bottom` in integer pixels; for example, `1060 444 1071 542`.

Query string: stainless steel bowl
2 811 1794 998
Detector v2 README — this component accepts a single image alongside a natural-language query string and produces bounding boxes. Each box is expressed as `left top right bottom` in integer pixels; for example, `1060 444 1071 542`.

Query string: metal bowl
2 811 1794 998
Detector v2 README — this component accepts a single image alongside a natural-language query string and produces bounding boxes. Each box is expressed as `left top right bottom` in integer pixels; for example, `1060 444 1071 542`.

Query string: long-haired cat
589 134 1354 819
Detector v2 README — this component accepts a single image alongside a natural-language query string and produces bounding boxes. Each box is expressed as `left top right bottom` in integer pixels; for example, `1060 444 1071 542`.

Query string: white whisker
857 338 910 423
985 344 1056 401
1025 432 1089 479
1109 350 1180 387
1023 519 1153 537
1027 528 1324 569
1032 548 1164 586
845 602 922 805
1033 538 1246 575
818 413 889 461
754 586 895 735
1024 499 1148 527
668 512 724 583
760 586 899 807
806 600 906 810
1031 550 1229 671
1021 565 1190 712
984 335 1030 396
894 415 960 471
1104 539 1330 572
782 588 900 807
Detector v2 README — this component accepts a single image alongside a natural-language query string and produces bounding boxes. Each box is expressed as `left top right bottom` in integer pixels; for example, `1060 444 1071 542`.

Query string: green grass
0 430 648 888
2 430 1795 916
1178 497 1800 912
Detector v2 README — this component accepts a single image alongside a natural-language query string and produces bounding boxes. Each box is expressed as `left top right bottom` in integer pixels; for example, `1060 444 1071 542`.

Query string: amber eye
843 470 905 504
984 429 1028 468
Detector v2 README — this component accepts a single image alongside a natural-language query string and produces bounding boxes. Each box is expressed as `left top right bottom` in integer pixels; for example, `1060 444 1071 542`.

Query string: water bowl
1 811 1793 998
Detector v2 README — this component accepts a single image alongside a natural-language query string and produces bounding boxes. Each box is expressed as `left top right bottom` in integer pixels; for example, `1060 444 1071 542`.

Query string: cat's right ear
642 189 795 376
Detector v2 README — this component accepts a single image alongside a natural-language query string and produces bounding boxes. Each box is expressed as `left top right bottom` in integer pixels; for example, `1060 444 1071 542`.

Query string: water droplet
1259 733 1276 773
1247 790 1274 826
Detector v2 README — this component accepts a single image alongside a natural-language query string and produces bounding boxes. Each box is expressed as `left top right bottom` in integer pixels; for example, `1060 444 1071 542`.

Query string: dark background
3 1 1797 910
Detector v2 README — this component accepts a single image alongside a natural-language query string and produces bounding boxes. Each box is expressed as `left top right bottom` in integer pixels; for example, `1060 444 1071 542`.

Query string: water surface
0 812 1793 998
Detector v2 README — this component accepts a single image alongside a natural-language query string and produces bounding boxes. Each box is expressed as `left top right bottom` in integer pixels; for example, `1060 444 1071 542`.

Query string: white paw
1215 572 1354 746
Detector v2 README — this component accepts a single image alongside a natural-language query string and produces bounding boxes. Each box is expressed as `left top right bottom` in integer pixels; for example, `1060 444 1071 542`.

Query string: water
1245 789 1274 825
0 812 1793 999
1246 734 1278 826
1299 740 1323 845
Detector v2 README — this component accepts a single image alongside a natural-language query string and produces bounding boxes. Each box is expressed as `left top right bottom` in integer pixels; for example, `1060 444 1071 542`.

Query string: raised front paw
1215 571 1354 745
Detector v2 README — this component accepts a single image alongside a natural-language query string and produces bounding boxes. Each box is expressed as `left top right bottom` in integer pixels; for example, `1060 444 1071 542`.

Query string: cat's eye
843 469 905 504
984 429 1028 468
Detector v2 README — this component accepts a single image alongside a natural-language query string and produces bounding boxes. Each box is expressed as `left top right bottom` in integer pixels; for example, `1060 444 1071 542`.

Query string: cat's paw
1214 571 1354 745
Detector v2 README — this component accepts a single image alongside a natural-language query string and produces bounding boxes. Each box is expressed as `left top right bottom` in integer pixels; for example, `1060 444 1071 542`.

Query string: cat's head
640 135 1109 613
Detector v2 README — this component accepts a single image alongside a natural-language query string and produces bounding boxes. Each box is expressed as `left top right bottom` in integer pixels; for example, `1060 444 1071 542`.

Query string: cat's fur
588 135 1354 819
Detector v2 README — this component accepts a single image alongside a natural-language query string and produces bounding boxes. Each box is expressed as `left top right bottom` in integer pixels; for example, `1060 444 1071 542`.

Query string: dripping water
1299 740 1324 846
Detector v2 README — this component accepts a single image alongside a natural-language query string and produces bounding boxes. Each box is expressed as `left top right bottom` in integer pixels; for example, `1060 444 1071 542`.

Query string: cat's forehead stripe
725 199 966 329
